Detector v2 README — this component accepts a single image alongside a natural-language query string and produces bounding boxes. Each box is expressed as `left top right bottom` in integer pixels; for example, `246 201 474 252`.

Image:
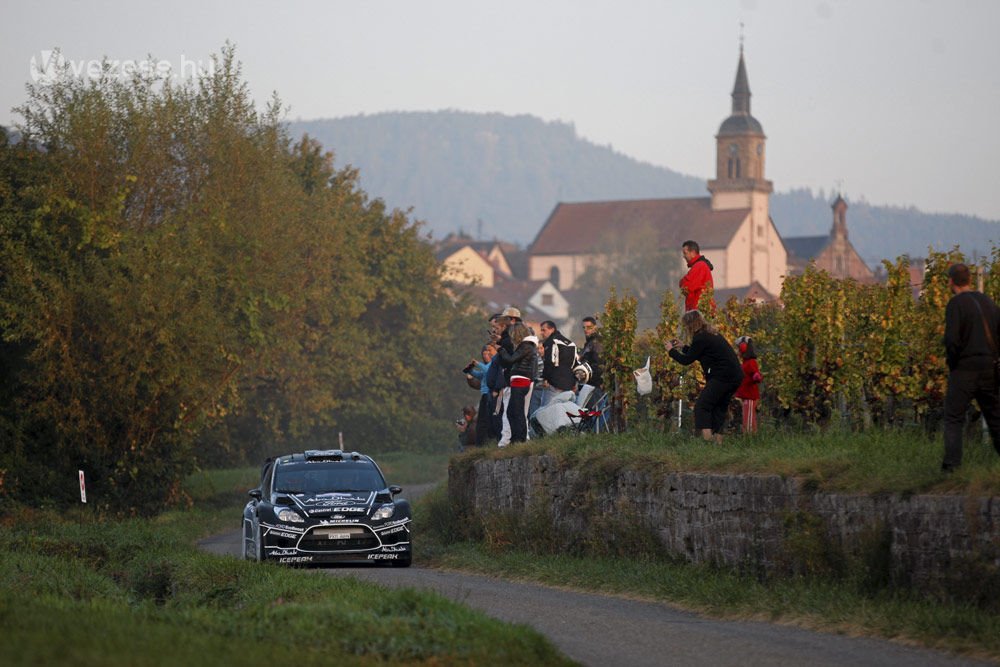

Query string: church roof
783 235 829 262
529 197 749 256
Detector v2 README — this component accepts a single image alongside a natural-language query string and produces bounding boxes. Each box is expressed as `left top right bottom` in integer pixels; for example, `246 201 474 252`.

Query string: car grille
299 525 378 552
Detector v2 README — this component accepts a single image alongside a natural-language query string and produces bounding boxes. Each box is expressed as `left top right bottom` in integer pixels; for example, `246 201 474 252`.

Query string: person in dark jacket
580 316 604 389
941 263 1000 471
666 309 742 443
497 323 538 445
493 306 522 445
539 320 578 406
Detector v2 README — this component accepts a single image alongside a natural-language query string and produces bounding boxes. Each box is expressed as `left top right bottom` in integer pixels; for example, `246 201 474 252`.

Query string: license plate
326 532 350 540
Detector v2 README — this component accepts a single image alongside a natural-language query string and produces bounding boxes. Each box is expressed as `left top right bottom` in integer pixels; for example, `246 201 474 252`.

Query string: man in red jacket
679 240 714 312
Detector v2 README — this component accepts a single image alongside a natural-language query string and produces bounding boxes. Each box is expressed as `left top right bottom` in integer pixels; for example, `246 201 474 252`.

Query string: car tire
254 525 266 562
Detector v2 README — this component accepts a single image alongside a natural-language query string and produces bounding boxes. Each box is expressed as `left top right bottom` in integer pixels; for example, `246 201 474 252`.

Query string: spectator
941 263 1000 471
494 306 522 444
527 332 546 427
666 309 742 443
539 320 578 405
679 240 715 313
455 405 478 451
580 316 604 389
498 322 538 445
468 343 499 444
734 335 763 434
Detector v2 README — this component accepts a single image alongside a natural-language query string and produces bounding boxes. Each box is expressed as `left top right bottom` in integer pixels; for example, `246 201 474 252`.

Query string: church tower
707 48 773 211
706 47 785 297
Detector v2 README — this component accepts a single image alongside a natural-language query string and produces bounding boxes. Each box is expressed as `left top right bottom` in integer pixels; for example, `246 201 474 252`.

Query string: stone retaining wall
448 455 1000 595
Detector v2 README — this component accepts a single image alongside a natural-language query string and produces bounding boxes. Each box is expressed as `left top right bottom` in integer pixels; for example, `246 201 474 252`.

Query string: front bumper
261 518 411 565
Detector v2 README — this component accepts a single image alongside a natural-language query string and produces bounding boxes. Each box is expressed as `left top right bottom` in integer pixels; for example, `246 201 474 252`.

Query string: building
784 195 875 282
435 233 570 325
527 49 788 300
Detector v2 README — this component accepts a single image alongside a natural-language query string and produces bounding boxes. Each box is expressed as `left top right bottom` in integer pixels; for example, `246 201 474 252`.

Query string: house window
549 266 560 287
727 159 734 178
541 293 554 306
757 224 764 238
735 158 741 178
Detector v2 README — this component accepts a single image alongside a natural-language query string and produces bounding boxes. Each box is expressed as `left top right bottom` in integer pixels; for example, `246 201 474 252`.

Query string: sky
2 0 999 221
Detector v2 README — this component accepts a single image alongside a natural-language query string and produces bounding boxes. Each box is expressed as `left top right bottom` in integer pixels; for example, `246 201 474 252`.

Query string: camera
461 362 475 374
454 418 466 426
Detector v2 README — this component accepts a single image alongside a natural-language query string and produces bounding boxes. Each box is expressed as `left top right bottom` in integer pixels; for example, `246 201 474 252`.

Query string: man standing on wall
580 316 604 390
679 240 714 313
941 263 1000 471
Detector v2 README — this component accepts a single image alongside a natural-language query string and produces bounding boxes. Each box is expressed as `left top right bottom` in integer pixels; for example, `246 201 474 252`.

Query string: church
526 49 870 302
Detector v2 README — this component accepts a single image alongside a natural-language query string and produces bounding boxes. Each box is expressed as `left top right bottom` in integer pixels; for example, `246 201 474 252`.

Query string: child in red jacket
734 336 762 434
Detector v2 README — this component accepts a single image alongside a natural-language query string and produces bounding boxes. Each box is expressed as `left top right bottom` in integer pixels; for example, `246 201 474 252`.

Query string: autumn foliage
598 248 999 432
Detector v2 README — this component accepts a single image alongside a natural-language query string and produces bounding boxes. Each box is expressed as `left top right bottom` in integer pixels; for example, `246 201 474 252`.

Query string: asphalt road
202 485 986 667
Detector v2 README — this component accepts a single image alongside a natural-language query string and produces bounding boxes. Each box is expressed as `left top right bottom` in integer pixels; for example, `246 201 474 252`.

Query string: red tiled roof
529 197 750 255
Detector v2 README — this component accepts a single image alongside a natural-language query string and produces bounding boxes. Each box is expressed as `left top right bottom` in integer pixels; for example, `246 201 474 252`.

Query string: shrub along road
200 484 977 667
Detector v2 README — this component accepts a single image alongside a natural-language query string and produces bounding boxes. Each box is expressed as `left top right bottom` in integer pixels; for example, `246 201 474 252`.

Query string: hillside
292 111 1000 265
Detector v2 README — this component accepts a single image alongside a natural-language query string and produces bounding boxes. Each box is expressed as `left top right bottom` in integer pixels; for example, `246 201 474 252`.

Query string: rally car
242 449 412 566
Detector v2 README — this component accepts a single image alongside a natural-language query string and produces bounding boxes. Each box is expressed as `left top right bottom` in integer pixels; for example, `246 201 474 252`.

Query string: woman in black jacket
498 323 539 444
666 310 742 443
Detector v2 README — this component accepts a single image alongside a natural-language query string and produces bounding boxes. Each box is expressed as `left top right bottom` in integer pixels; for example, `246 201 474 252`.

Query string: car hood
273 490 385 518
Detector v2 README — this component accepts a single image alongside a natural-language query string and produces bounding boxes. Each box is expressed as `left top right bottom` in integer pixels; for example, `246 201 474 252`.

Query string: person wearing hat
493 305 522 445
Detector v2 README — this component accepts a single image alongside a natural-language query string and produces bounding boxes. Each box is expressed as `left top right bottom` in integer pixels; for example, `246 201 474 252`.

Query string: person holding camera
467 343 499 444
454 405 478 451
666 309 742 444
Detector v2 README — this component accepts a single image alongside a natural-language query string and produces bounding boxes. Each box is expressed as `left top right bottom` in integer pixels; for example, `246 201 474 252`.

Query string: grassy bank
463 425 1000 495
1 456 570 667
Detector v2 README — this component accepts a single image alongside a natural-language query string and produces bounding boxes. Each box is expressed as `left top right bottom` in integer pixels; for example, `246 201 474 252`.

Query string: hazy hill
290 111 1000 266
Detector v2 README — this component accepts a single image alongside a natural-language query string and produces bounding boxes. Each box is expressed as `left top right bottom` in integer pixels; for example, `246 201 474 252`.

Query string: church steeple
731 50 751 117
708 47 772 210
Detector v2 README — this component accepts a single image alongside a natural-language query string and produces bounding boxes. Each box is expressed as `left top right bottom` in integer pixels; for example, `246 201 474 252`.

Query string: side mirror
248 488 262 500
389 485 402 496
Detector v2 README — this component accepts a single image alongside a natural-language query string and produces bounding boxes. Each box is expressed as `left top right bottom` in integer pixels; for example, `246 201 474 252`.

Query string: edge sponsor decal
270 530 299 539
377 525 407 536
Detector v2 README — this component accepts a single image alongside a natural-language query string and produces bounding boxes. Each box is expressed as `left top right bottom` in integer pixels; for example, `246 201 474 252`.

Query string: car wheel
254 525 266 562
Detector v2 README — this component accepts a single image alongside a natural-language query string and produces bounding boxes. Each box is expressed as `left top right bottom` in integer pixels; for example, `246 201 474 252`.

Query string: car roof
275 449 376 465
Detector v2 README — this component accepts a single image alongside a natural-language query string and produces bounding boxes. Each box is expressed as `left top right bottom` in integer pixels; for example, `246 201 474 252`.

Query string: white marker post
79 470 87 503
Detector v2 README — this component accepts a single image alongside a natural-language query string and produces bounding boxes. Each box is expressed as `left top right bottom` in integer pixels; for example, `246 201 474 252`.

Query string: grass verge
462 425 1000 495
1 459 572 667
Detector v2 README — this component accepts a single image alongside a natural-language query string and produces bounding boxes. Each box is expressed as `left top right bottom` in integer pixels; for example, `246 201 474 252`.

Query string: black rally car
243 449 412 566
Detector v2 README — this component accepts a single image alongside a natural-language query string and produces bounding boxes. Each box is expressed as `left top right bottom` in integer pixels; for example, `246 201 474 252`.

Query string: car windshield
272 461 386 494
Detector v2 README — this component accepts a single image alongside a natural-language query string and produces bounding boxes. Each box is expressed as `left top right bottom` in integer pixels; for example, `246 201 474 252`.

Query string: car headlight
371 504 395 521
276 508 304 523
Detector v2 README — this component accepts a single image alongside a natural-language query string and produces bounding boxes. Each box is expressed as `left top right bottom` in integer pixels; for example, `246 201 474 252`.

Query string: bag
971 297 1000 384
466 374 481 390
633 357 652 396
485 358 505 392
